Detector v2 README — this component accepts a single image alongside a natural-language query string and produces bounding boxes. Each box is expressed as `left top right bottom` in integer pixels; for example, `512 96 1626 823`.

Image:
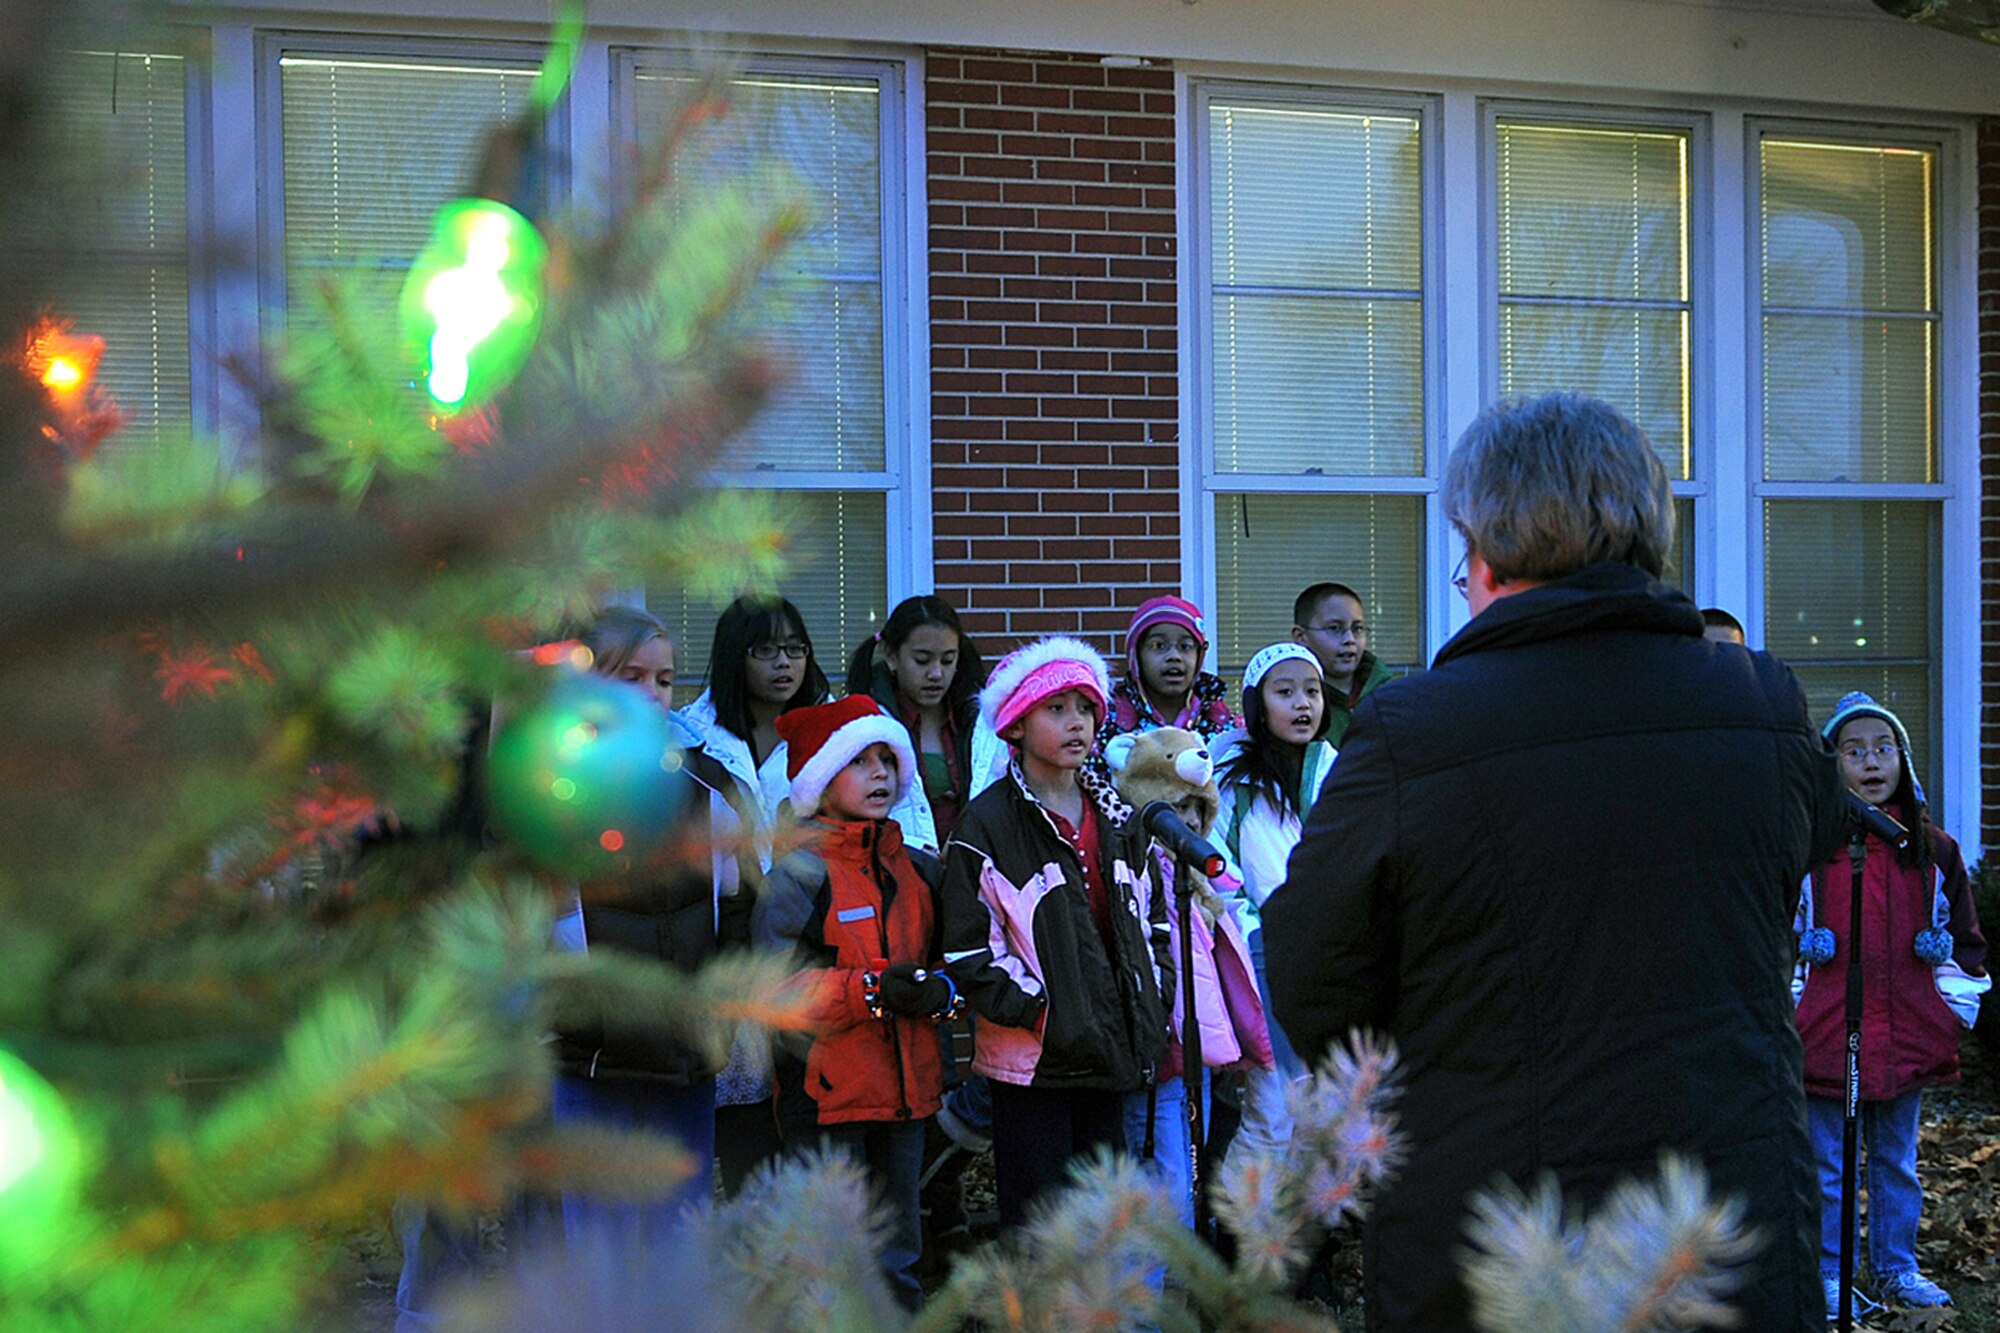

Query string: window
1492 115 1697 595
1756 134 1942 800
1194 89 1429 677
620 55 907 685
1494 120 1691 479
20 50 190 450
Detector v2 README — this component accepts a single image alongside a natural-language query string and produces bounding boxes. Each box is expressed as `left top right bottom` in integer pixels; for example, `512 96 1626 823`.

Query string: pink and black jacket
939 767 1173 1090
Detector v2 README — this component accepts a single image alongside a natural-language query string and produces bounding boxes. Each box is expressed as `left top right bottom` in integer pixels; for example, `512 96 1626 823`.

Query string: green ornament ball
0 1045 82 1274
488 670 688 875
399 196 549 414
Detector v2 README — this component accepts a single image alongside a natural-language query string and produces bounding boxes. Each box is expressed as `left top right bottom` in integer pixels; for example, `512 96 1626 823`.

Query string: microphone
1845 791 1912 852
1137 801 1227 878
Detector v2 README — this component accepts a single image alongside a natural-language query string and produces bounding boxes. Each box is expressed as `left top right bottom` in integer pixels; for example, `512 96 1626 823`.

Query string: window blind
632 70 886 474
1211 493 1424 679
657 490 887 695
1207 102 1423 476
22 51 190 451
1760 140 1934 484
1763 499 1936 798
280 53 540 323
1495 121 1689 478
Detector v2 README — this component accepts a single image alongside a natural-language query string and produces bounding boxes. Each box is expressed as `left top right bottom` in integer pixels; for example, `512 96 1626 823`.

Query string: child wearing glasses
1092 597 1238 782
682 593 834 1192
1289 582 1393 747
1792 691 1988 1316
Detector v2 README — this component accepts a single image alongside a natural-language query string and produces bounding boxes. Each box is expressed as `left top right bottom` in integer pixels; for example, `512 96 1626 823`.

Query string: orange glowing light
22 324 104 403
598 829 625 852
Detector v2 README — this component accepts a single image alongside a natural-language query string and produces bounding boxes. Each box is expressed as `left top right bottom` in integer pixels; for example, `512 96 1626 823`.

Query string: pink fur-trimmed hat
775 696 917 816
980 636 1112 735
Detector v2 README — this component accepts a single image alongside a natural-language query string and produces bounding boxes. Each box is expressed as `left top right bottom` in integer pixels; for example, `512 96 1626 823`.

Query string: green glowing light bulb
400 198 549 414
0 1046 82 1274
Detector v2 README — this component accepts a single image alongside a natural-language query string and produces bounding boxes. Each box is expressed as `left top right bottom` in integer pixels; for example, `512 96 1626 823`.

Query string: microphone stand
1175 854 1207 1244
1836 795 1908 1332
1836 824 1864 1333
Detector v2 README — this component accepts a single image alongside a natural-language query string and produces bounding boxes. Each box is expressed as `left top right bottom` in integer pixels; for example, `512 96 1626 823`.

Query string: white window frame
610 45 931 613
1180 72 1980 855
1180 77 1444 676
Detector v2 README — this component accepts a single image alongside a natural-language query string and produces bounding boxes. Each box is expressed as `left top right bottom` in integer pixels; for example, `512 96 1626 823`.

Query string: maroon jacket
1795 817 1988 1102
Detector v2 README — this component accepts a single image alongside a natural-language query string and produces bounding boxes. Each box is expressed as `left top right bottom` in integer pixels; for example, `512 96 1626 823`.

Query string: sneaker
935 1100 991 1155
1823 1276 1881 1324
1877 1270 1952 1308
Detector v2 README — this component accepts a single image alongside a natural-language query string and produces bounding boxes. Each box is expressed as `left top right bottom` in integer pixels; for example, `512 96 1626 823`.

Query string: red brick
1035 62 1109 87
1072 89 1145 113
1038 158 1109 182
932 177 1003 202
1074 137 1147 162
961 57 1036 83
958 155 1037 179
927 79 995 104
1038 254 1109 277
930 130 1001 155
999 181 1076 205
1037 111 1112 135
1075 184 1146 208
965 205 1038 229
997 82 1073 109
963 106 1037 132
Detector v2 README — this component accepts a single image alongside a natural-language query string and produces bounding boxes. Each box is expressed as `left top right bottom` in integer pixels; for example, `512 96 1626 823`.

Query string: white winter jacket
1214 732 1338 924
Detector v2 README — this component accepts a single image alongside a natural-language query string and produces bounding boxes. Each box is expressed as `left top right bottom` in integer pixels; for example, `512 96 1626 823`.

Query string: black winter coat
555 749 747 1087
941 772 1174 1091
1263 563 1847 1332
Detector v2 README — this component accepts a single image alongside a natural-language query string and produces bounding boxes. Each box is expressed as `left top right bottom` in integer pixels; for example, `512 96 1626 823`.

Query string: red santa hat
775 695 918 816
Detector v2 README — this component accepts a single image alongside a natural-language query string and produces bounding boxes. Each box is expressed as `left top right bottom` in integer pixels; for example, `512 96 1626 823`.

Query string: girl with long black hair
681 593 834 1192
1213 642 1336 1160
844 594 1000 852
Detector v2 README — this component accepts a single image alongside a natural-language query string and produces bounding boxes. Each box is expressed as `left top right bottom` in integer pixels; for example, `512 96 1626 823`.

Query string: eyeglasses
1301 620 1367 641
748 641 811 662
1838 741 1900 764
1451 555 1470 599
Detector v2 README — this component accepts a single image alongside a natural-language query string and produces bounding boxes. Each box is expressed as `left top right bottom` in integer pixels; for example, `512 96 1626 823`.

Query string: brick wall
1981 117 1999 852
926 49 1179 661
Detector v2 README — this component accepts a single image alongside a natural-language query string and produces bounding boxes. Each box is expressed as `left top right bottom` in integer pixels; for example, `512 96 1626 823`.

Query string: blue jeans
552 1074 716 1245
393 1193 558 1332
1122 1077 1193 1229
943 1070 992 1135
1806 1089 1925 1282
784 1118 927 1310
1236 927 1302 1158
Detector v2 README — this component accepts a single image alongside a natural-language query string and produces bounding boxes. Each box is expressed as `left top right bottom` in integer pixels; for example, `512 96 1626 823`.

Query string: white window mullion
1708 108 1751 631
204 26 261 460
1438 88 1482 647
1936 123 1979 859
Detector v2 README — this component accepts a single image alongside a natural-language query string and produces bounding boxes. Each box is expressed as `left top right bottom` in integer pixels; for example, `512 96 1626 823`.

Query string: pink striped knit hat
979 636 1112 735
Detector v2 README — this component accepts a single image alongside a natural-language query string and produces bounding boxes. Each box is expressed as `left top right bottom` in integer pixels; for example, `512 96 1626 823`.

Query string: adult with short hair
1262 392 1847 1331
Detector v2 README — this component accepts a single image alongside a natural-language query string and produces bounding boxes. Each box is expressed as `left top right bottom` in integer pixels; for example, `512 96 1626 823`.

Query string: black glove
875 961 950 1017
